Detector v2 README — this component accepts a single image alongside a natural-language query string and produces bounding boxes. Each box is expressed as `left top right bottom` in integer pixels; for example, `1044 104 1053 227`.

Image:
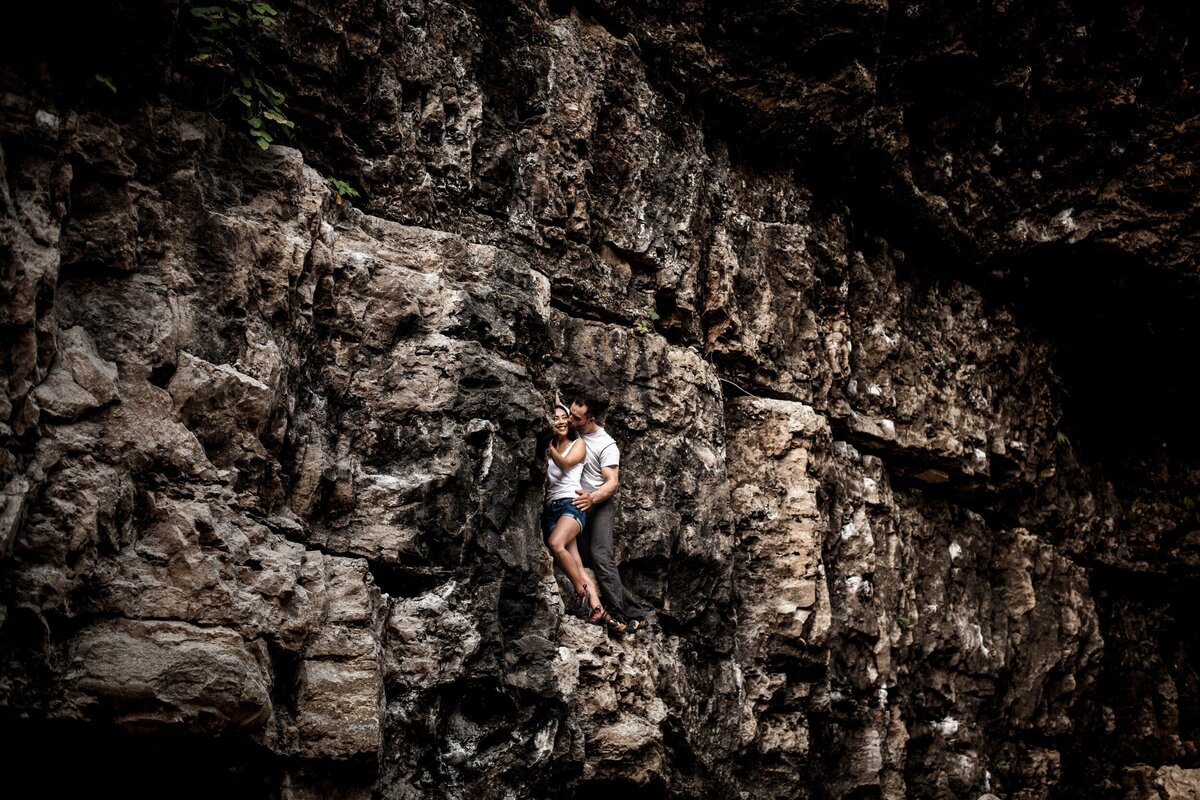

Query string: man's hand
573 489 594 511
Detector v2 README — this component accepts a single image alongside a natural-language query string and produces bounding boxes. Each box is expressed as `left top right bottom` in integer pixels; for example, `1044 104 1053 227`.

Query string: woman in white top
542 404 605 622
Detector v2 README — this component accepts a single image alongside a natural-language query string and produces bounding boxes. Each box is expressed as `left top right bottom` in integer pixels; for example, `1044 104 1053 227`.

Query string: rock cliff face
3 1 1200 797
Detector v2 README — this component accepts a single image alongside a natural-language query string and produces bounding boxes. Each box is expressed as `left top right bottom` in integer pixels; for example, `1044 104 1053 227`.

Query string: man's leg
585 500 646 622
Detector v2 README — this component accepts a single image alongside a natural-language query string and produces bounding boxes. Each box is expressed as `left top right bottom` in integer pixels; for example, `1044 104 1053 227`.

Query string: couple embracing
541 393 647 636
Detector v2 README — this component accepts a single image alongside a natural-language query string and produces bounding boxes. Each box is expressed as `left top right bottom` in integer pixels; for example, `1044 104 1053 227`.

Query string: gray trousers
579 499 646 622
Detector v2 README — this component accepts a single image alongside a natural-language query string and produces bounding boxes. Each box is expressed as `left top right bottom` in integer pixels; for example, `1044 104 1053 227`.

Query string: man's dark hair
571 393 608 420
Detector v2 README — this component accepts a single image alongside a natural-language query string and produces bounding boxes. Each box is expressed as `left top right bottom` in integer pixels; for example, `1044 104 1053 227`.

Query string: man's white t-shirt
579 427 620 492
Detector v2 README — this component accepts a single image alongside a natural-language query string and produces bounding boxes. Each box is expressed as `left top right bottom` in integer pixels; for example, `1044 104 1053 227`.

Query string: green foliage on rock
633 305 660 336
326 176 360 204
184 0 293 150
93 73 118 93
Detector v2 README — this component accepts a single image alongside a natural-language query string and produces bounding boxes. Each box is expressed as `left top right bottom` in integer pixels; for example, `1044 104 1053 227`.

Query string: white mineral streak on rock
973 623 991 658
933 717 961 737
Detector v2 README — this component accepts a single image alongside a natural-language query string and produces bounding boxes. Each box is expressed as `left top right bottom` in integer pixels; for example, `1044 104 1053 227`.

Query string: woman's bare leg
567 539 601 610
547 516 590 602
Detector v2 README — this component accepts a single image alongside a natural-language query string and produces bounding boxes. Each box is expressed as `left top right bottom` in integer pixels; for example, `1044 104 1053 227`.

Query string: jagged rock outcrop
4 1 1200 798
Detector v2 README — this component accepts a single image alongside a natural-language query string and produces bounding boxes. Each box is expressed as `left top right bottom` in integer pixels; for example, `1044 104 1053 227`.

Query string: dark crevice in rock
366 559 457 599
1082 563 1200 775
715 373 804 404
266 640 303 714
0 715 281 800
147 360 178 388
982 243 1200 472
549 292 632 328
571 777 669 800
827 416 973 481
55 260 136 285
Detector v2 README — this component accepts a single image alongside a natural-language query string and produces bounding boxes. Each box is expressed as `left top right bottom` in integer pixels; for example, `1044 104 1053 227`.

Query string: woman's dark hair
550 403 578 440
540 407 576 455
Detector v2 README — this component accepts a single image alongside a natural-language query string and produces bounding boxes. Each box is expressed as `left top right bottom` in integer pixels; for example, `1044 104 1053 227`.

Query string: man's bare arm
574 465 619 510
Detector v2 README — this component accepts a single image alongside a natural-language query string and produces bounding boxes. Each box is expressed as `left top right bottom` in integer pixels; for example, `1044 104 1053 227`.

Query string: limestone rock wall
3 1 1199 798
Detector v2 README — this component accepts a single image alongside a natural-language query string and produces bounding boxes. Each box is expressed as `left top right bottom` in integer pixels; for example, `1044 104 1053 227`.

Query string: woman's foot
571 589 590 618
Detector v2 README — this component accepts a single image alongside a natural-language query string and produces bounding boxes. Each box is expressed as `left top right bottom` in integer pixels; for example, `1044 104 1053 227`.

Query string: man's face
568 403 592 432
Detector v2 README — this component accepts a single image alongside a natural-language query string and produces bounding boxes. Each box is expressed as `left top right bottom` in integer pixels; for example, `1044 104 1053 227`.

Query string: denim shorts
541 497 587 543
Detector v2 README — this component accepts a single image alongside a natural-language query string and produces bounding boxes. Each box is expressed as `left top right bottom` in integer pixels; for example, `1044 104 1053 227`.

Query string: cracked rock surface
4 1 1200 797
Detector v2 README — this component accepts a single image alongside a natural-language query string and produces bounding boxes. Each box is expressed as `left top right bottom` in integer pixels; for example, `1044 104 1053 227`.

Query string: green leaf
247 116 264 128
94 74 118 93
190 6 225 20
253 79 285 106
262 108 295 128
326 177 360 199
1056 431 1070 446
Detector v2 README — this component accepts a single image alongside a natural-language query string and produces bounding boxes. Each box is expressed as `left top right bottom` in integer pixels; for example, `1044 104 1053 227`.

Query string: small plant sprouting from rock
1183 496 1200 525
93 74 118 93
326 177 360 204
633 305 660 336
1056 430 1070 446
184 1 294 150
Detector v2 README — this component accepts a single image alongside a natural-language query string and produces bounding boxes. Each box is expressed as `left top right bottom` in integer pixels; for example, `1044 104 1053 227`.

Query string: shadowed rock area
3 1 1200 797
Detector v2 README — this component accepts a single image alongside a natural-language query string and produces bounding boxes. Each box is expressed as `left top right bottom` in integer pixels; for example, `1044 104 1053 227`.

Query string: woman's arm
547 439 587 471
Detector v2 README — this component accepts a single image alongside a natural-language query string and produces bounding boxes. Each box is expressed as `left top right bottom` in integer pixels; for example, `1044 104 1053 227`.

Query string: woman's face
551 408 570 435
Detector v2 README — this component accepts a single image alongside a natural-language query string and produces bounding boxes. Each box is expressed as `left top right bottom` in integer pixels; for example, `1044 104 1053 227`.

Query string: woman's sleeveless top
546 439 584 503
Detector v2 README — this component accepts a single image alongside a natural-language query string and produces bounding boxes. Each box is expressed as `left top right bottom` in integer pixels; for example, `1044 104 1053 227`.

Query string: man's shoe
605 615 628 636
625 618 646 634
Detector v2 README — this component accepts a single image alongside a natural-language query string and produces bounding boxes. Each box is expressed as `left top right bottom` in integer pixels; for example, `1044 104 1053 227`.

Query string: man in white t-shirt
569 393 647 634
